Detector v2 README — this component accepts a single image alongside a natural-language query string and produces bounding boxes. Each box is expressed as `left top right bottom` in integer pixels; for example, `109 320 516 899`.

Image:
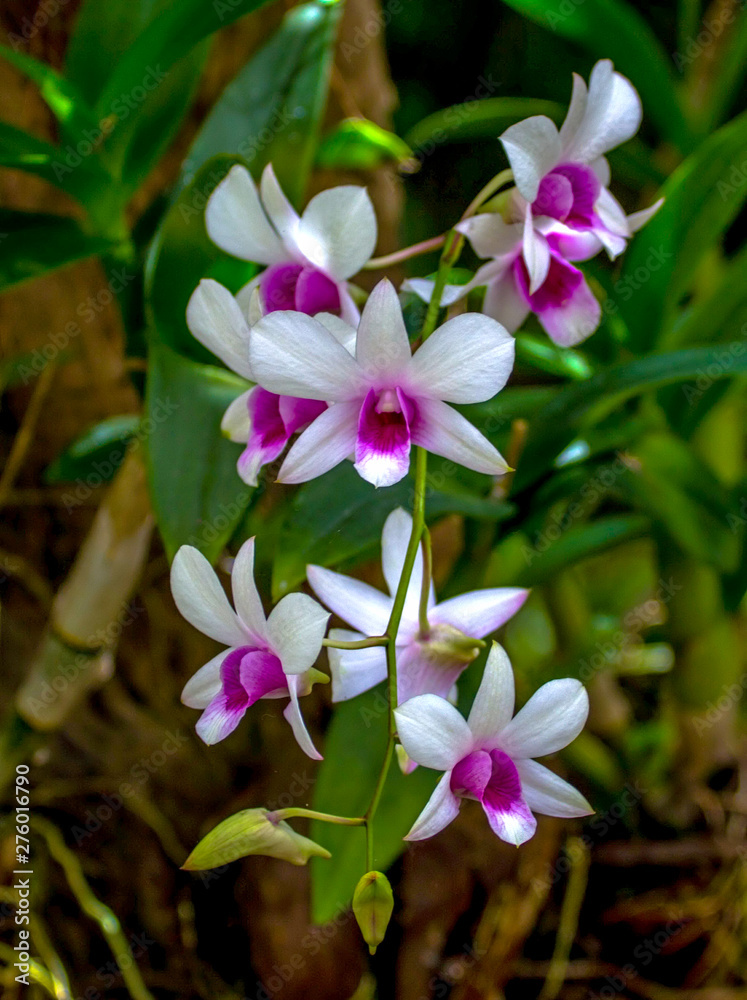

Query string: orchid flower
186 279 356 485
205 163 377 325
405 60 662 347
308 508 528 706
395 643 592 845
172 539 330 759
245 278 515 487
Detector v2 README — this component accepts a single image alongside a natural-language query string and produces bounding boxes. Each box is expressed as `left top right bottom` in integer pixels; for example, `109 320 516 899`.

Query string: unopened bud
353 871 394 954
182 808 331 870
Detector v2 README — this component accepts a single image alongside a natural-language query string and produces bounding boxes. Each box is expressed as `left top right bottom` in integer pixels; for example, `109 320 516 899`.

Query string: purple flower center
354 387 418 488
532 162 601 228
450 748 536 844
514 252 583 310
260 262 341 315
220 645 288 712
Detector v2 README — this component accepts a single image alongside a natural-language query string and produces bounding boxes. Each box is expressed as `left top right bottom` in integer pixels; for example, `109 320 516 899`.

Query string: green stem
461 167 513 220
418 525 433 637
323 635 389 650
271 807 365 826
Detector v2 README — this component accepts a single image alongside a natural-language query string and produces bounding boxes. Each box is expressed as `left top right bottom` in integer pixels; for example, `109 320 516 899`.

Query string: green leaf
487 515 651 588
0 46 100 143
181 0 342 205
615 432 739 571
0 211 114 293
697 12 747 131
513 345 747 491
145 155 256 362
65 0 176 104
310 688 437 924
316 118 413 171
500 0 692 150
44 415 140 484
271 461 514 600
145 342 252 562
404 97 562 151
621 111 747 350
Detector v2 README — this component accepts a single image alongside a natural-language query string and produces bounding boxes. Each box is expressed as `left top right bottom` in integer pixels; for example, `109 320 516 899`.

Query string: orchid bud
353 871 394 955
182 808 331 870
418 623 483 667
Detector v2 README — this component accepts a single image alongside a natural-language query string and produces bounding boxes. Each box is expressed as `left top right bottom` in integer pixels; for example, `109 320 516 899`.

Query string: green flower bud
182 809 331 870
352 871 394 954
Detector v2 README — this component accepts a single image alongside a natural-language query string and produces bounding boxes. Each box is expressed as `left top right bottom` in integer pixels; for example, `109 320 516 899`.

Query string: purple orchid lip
355 386 417 487
260 262 341 315
196 646 287 744
238 387 327 485
532 163 601 228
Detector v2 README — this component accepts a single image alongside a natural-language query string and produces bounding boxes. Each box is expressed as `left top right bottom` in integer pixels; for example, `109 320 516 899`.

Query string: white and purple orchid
205 163 377 324
246 278 515 487
186 280 356 486
308 508 528 705
394 643 592 845
172 540 330 759
405 59 662 347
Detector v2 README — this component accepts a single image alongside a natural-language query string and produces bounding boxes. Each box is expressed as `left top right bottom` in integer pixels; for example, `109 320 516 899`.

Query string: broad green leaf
697 11 747 131
145 155 256 362
515 332 594 380
404 97 562 151
0 46 100 143
310 687 437 924
145 343 252 562
65 0 175 103
614 432 739 571
316 118 413 171
0 120 114 207
513 345 747 492
621 111 747 350
0 211 114 293
44 415 140 484
272 461 514 600
486 517 650 588
181 0 342 205
500 0 692 150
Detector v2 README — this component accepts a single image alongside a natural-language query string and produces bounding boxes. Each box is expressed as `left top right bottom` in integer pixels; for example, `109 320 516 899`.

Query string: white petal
355 279 412 380
404 772 461 841
500 116 562 201
431 588 529 639
283 674 322 760
467 642 515 744
559 72 588 151
295 185 377 281
482 270 530 333
205 164 286 265
595 187 630 238
516 759 593 818
266 592 329 675
456 215 524 259
307 565 392 635
380 508 431 625
277 400 360 484
230 537 267 641
497 679 589 759
171 546 248 647
249 311 366 400
221 388 252 443
394 694 473 770
627 197 664 233
186 279 254 380
401 277 469 308
259 163 301 254
316 312 357 354
407 313 514 404
181 650 230 709
235 275 263 324
522 205 551 294
326 628 388 701
339 285 362 326
562 60 642 163
411 397 510 476
591 155 611 186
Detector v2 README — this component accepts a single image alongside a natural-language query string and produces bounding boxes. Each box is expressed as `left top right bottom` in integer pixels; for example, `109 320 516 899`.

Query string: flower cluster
173 59 657 871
